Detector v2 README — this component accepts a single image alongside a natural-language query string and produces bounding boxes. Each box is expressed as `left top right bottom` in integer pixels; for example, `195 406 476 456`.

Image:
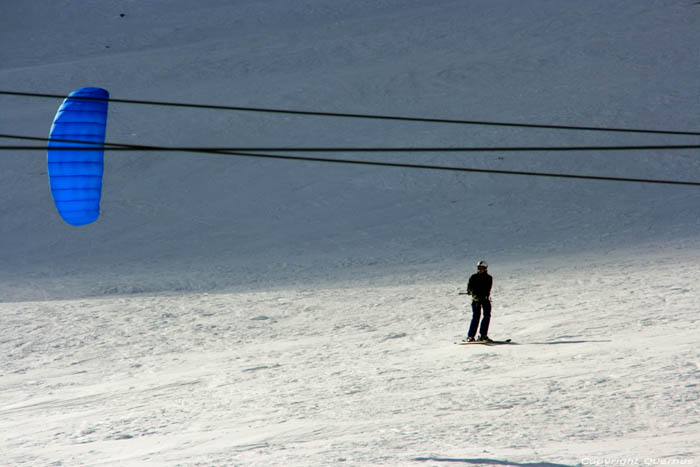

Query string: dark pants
468 299 491 338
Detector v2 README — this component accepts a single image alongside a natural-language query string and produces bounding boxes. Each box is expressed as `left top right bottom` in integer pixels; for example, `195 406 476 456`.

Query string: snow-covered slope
1 249 698 465
2 0 699 300
1 0 699 465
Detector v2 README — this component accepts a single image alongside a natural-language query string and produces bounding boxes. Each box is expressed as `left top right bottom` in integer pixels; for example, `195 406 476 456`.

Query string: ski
455 338 512 345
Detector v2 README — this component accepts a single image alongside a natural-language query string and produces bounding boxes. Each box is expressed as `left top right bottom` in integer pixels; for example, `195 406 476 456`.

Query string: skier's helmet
477 260 488 269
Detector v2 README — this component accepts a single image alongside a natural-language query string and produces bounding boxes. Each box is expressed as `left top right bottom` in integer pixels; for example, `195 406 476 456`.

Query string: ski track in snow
1 250 698 465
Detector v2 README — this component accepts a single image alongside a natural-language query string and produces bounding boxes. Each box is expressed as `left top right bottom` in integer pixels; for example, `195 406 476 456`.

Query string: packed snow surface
1 0 699 465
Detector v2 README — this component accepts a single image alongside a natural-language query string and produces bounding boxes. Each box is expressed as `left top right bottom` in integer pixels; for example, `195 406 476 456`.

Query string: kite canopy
47 87 109 226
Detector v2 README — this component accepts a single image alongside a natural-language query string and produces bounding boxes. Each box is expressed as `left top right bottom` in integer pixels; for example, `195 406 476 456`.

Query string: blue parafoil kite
47 87 109 226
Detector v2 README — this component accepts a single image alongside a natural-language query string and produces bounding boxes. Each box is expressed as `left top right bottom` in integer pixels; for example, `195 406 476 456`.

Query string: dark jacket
468 272 492 301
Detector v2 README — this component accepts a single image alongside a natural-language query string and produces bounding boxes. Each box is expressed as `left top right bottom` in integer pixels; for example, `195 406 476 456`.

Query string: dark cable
2 134 700 153
5 145 700 152
2 90 700 136
3 134 699 187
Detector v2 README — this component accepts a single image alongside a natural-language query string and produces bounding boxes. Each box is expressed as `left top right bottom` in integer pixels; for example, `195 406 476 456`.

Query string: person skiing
465 260 493 342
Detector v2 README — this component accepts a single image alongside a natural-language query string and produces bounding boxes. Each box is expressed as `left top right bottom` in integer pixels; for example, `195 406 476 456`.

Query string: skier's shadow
527 339 612 345
468 340 611 346
414 457 573 467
